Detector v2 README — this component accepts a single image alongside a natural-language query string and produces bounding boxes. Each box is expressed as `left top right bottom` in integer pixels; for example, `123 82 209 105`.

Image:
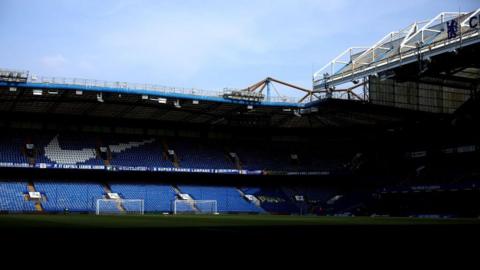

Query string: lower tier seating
35 182 105 212
110 183 177 212
178 185 263 213
0 182 36 212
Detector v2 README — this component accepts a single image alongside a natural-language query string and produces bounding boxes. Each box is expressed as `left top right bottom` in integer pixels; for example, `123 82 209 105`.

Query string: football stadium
1 5 480 242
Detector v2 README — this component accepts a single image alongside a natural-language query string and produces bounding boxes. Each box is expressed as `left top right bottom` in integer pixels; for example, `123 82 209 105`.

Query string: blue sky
0 0 478 93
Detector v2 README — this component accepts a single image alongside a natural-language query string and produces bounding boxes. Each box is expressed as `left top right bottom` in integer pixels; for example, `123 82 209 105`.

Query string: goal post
96 199 144 215
173 200 218 215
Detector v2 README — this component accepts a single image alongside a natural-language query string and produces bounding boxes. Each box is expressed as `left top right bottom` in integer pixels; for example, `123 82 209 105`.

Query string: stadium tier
177 185 263 213
34 182 105 212
0 181 36 212
0 132 349 174
0 134 29 164
241 187 300 214
0 180 328 214
109 183 176 212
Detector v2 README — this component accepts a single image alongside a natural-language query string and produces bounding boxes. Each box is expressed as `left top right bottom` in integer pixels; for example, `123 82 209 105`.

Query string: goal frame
173 199 218 215
96 199 145 215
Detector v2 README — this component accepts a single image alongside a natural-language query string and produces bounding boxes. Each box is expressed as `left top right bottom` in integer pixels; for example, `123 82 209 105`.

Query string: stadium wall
369 76 473 114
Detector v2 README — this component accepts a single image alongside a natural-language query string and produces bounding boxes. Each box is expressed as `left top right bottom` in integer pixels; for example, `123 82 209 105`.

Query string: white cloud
40 54 68 69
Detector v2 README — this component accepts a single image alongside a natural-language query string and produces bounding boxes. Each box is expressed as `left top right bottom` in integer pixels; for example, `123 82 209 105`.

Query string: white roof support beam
313 9 479 90
352 31 399 66
401 23 420 48
313 47 369 80
400 12 466 49
352 24 417 67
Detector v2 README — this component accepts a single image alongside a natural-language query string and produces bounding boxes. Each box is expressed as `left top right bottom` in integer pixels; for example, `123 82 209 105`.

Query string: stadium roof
0 80 436 129
314 9 480 91
0 69 377 128
0 68 366 108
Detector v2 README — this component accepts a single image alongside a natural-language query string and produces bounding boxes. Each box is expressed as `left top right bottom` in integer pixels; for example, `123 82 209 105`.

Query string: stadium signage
447 19 459 39
470 14 479 29
446 15 480 40
0 161 332 176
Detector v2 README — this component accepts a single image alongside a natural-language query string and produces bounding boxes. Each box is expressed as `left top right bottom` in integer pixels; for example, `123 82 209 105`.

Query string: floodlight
158 98 167 104
32 89 43 96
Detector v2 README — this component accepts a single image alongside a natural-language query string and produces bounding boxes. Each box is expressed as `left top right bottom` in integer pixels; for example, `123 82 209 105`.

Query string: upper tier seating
107 136 174 168
0 132 350 173
35 134 104 165
169 140 235 169
235 144 289 171
0 135 28 164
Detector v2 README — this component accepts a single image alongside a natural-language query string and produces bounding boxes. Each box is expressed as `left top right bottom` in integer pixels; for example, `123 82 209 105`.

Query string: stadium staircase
226 149 242 170
22 137 37 165
103 158 111 166
173 185 200 213
281 187 309 214
97 141 112 166
103 183 126 213
233 156 242 170
237 187 262 208
171 185 182 196
162 140 180 168
236 188 255 204
27 182 43 212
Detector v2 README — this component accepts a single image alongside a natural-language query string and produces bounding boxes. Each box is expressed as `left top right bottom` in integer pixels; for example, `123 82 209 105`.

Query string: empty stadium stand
241 187 300 214
35 182 105 212
0 135 28 165
1 180 345 215
0 181 36 212
170 139 235 170
178 185 263 213
0 132 349 173
110 183 177 212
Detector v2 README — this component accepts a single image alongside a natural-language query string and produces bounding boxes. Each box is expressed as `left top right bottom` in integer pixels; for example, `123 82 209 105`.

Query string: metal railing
315 26 480 88
25 76 301 104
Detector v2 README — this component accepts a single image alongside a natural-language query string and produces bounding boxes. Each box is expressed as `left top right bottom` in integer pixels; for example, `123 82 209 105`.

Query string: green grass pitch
0 214 479 229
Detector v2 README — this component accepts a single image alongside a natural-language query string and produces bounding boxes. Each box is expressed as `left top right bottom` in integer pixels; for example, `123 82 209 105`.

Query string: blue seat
0 182 36 212
178 185 263 213
35 182 105 212
110 183 177 212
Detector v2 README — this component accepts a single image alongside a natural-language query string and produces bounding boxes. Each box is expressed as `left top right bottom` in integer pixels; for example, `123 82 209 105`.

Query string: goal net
96 199 144 215
173 200 218 215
